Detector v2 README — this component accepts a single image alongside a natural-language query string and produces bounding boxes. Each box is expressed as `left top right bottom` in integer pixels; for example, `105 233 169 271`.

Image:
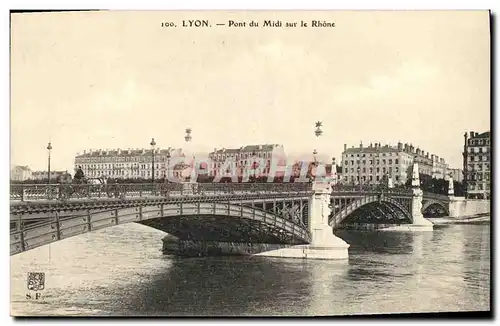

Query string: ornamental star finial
315 121 322 128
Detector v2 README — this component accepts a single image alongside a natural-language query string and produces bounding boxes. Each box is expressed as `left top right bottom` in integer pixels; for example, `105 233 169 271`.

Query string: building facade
31 170 67 181
74 148 184 180
340 142 450 186
463 131 490 199
208 144 286 178
10 165 32 181
446 168 464 183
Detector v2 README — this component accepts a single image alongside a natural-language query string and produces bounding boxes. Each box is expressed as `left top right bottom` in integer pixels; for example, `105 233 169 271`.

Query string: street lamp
166 148 171 182
150 138 156 183
357 166 361 190
47 142 52 184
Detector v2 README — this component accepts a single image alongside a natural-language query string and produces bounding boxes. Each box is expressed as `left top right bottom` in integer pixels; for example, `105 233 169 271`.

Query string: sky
10 10 490 172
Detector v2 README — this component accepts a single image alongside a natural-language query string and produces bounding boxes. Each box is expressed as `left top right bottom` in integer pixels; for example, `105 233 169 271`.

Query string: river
10 222 490 316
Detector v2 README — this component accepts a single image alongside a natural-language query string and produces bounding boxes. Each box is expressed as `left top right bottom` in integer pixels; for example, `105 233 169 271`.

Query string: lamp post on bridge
46 142 52 184
150 138 156 183
166 148 171 182
357 167 361 191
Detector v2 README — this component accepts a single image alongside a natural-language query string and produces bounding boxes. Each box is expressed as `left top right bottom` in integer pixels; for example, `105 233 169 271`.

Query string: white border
2 1 497 325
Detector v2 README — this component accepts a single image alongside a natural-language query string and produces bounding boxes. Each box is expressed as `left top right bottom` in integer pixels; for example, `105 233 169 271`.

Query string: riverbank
428 213 490 225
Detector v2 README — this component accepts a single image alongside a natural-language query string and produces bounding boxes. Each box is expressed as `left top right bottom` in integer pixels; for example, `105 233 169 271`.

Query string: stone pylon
448 175 455 199
255 181 350 260
410 161 433 230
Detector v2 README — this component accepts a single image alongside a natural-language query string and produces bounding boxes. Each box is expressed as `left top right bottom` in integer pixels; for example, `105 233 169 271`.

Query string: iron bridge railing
10 182 314 202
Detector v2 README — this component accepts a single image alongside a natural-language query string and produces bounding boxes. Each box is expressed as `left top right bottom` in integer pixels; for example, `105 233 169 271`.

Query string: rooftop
471 131 490 139
344 146 398 154
211 144 282 154
13 165 31 171
75 148 181 158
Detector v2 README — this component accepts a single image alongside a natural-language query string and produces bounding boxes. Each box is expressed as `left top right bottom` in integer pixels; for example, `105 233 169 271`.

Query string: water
10 222 490 316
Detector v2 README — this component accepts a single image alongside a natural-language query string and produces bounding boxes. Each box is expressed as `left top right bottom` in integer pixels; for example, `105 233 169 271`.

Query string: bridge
10 162 454 259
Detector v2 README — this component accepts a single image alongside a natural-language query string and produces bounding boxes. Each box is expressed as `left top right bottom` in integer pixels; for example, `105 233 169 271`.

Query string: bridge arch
329 195 413 227
11 202 311 255
422 199 449 216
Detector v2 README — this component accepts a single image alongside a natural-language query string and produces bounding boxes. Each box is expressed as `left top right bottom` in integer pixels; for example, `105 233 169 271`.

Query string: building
340 142 450 186
208 144 286 178
74 148 184 180
446 168 464 183
31 170 67 181
10 165 32 181
463 131 490 199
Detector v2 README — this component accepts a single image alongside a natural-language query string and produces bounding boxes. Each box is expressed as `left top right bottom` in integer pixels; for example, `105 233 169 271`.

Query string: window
362 168 366 173
369 175 373 181
395 159 399 164
369 160 373 164
362 160 366 165
388 159 392 164
376 176 380 181
382 159 386 165
395 176 399 181
376 167 380 173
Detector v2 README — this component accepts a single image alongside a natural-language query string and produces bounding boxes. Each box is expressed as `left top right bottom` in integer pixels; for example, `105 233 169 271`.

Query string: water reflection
10 223 490 316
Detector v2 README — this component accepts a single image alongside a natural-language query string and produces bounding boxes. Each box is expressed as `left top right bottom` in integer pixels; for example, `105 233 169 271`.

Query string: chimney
360 141 363 149
83 150 86 154
475 132 479 137
344 144 347 151
470 131 475 138
369 143 373 148
426 152 429 159
397 142 403 151
118 148 121 155
416 148 420 155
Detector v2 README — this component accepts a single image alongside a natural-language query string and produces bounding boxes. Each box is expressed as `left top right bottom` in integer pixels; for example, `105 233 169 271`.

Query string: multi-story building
10 165 32 181
340 142 450 186
463 131 491 199
446 168 464 183
208 144 286 178
31 170 67 181
74 148 184 180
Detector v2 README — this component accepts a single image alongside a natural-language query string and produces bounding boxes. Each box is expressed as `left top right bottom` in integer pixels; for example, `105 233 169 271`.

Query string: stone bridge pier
257 181 350 260
387 161 434 231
